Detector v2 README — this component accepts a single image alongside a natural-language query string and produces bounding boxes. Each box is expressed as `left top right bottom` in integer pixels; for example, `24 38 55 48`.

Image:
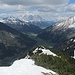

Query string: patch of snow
0 19 4 22
69 23 75 28
12 20 17 23
33 47 57 56
33 48 39 53
73 57 75 59
73 50 75 59
25 54 30 59
0 59 58 75
55 16 75 30
70 39 73 41
72 50 75 59
73 39 75 42
10 34 15 38
56 22 64 27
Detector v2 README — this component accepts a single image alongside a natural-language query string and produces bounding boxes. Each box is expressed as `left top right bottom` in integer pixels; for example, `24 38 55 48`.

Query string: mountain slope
38 16 75 56
20 46 75 75
0 22 36 66
28 21 56 29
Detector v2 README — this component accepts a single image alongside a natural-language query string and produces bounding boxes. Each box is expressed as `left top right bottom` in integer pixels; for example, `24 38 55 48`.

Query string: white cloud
0 0 69 5
0 4 27 11
66 4 75 12
0 0 69 11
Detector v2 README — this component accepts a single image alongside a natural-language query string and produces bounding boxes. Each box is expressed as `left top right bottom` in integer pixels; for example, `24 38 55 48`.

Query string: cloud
66 4 75 12
0 0 69 13
0 0 69 5
0 0 40 6
38 5 65 13
42 0 69 5
0 4 27 11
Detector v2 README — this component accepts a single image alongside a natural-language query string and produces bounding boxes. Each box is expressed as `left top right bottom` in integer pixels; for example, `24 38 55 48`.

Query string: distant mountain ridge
52 16 75 31
0 17 42 34
28 21 55 29
0 15 55 29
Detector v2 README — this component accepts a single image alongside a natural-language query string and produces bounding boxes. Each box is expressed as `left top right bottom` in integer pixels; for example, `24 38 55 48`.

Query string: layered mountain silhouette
0 22 36 66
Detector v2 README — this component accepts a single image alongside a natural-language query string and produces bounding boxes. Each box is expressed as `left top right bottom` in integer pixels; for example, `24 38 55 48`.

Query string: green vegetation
28 47 75 75
18 46 75 75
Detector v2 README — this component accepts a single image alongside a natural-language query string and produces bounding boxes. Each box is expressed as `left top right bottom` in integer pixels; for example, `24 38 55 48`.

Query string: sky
69 0 75 4
0 0 75 21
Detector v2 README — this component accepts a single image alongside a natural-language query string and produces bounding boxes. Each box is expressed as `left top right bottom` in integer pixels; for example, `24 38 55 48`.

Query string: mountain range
0 22 36 66
0 17 42 34
0 15 75 75
0 14 55 29
38 16 75 56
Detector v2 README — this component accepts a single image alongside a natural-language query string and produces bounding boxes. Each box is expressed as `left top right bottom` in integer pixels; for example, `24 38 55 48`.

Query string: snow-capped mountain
21 15 44 22
2 17 27 25
0 17 42 34
53 16 75 31
38 16 75 56
0 14 44 23
0 14 55 29
0 15 55 34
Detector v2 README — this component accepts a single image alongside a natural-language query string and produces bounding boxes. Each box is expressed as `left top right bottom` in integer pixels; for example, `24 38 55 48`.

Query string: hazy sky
0 0 75 21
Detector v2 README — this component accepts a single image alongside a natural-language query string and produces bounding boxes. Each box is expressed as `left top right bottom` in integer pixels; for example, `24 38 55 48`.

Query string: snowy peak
0 16 42 34
19 14 44 22
0 14 44 23
33 46 57 56
0 14 52 29
0 14 45 26
0 19 4 22
54 16 75 30
2 17 27 25
25 46 57 59
68 16 75 28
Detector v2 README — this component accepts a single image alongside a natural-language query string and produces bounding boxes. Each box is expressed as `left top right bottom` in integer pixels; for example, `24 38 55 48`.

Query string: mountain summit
53 16 75 31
